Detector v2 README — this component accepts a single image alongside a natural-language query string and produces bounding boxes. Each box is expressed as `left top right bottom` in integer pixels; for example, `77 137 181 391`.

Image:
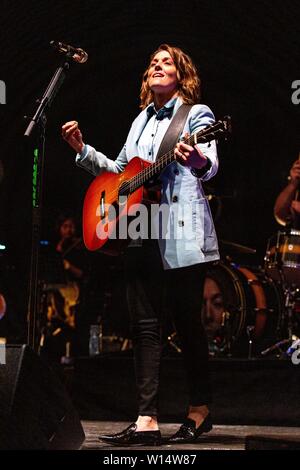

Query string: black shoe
98 423 161 446
167 414 213 444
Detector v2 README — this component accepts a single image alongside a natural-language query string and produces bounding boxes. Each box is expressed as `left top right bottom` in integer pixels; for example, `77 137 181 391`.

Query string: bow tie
147 105 174 121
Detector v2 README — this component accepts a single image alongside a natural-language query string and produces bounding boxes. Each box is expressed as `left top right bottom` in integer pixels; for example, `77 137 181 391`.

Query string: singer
274 156 300 228
62 44 219 445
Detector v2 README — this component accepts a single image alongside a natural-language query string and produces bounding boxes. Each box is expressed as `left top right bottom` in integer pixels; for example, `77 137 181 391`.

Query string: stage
1 345 300 450
69 353 300 427
74 354 300 450
81 420 300 450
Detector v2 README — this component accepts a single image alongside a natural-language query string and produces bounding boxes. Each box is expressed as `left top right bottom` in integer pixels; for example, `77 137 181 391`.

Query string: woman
62 44 219 445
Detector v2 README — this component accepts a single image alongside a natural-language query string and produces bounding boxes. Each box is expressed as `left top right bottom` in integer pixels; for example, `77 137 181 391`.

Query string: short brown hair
140 44 201 109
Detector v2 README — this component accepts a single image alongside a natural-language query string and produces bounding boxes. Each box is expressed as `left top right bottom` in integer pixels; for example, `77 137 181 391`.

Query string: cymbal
220 239 257 254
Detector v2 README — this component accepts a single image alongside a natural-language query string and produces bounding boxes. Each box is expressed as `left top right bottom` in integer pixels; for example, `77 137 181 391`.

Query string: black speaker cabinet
0 344 85 449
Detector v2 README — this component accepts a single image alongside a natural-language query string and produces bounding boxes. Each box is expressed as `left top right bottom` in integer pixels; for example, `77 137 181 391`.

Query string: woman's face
202 277 225 337
60 218 75 240
147 50 178 96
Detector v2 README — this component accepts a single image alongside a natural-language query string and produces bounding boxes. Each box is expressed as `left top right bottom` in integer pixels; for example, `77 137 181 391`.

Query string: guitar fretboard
119 118 230 196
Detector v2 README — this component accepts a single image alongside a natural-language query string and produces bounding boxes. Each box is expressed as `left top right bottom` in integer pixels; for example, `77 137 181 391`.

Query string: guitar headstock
195 115 232 144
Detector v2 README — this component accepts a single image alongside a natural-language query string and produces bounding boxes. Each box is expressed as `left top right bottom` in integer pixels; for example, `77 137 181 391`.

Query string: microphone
50 40 88 64
260 338 291 356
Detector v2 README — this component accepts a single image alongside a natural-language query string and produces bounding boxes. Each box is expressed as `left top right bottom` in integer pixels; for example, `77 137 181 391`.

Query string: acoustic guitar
83 116 231 255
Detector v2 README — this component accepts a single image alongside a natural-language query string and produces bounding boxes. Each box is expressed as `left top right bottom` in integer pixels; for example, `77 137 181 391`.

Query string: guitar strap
155 103 193 159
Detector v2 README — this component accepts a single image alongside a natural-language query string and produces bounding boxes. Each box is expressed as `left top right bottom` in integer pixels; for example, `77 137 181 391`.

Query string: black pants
124 240 212 417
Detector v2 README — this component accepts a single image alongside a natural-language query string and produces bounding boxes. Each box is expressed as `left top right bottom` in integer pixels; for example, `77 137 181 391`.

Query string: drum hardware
265 230 300 287
260 239 300 356
246 326 255 359
220 239 257 255
260 338 293 357
283 283 299 340
167 332 182 354
247 279 260 286
222 311 234 357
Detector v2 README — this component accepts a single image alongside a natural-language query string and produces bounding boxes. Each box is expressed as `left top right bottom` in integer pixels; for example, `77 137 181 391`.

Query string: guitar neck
124 118 230 195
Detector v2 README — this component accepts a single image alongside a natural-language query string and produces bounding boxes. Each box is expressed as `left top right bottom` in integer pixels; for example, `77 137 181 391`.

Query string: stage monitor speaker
245 435 300 450
0 344 85 449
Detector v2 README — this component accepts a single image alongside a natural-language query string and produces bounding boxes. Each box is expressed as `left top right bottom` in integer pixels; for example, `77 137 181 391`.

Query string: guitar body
83 157 156 254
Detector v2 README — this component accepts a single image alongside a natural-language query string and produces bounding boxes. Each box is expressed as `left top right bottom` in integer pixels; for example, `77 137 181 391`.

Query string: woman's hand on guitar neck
174 132 208 169
61 121 85 154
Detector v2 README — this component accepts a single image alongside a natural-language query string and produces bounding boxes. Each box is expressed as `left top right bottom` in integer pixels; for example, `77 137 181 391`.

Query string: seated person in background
55 215 84 281
274 156 300 229
42 215 87 361
48 215 85 329
201 275 228 356
201 276 225 342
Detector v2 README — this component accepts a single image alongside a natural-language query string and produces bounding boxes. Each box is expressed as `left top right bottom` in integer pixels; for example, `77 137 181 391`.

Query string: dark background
0 0 299 341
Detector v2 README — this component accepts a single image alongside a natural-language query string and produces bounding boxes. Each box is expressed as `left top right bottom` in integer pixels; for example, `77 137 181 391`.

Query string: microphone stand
24 54 73 352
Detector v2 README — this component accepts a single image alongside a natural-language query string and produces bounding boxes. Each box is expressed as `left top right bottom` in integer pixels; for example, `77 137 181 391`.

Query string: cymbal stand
277 266 297 341
283 284 297 341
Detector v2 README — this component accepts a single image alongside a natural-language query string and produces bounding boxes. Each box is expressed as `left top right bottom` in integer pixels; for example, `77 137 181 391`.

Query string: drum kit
265 229 300 346
199 230 300 358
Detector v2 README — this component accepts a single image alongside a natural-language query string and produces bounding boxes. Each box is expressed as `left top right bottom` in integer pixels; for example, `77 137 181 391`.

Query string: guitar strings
109 121 224 199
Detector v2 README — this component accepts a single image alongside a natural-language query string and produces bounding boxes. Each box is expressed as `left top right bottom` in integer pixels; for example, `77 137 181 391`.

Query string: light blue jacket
76 97 220 269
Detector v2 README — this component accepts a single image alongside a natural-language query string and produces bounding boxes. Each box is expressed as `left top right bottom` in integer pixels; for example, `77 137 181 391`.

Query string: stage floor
81 421 300 450
71 355 300 426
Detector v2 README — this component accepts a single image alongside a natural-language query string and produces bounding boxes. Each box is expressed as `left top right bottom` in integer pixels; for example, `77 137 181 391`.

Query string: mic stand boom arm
24 55 72 351
24 59 70 138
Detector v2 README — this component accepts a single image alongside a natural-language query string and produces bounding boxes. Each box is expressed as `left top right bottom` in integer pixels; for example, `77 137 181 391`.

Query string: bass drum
201 262 283 356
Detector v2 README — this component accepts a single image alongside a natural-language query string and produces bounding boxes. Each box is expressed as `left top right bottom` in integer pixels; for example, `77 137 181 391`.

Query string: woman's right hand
61 121 85 154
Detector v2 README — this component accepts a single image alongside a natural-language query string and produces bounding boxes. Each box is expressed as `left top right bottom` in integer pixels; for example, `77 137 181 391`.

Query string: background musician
41 215 87 362
274 156 300 229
